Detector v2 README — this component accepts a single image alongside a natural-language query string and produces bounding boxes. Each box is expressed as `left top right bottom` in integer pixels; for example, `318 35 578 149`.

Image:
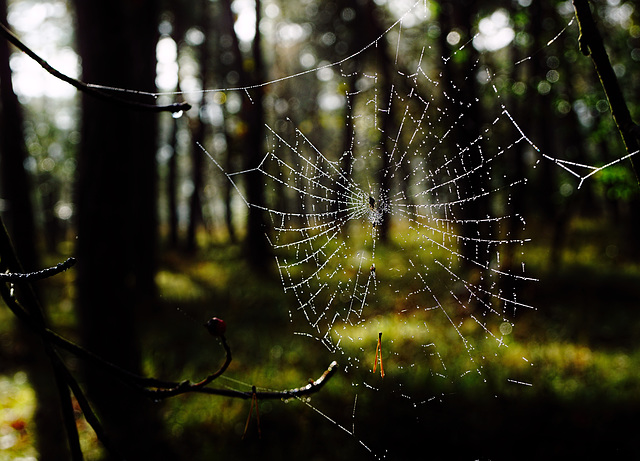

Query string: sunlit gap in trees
7 0 77 100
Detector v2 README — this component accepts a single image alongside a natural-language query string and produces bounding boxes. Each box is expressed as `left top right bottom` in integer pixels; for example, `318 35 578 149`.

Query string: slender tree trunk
186 0 211 253
214 2 237 243
223 125 237 242
167 116 180 249
354 0 395 242
0 0 37 274
335 72 357 236
166 13 188 250
244 0 270 267
439 0 490 265
529 1 556 220
72 2 168 459
0 3 69 459
499 17 528 312
220 0 270 267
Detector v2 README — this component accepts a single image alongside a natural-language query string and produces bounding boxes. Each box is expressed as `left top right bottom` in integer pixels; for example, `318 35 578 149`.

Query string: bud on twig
205 317 227 337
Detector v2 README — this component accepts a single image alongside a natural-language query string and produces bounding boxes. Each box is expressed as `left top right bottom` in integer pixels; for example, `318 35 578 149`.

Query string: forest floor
1 216 639 460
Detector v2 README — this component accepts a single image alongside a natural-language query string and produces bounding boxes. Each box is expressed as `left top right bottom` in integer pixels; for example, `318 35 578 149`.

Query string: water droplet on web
171 110 184 119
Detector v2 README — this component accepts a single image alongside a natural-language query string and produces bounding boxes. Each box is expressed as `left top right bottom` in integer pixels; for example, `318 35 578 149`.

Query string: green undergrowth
143 229 640 458
1 217 640 459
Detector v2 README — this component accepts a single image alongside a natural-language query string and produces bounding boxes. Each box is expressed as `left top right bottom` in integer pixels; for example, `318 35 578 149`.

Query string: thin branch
0 221 84 460
0 257 76 282
1 218 338 459
54 352 126 459
50 358 85 461
572 0 640 183
195 360 339 400
0 22 190 114
0 284 124 459
151 359 340 401
2 261 339 401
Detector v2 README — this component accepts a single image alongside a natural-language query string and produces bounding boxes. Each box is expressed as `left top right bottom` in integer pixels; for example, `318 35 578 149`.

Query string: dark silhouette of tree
186 0 211 253
0 2 70 459
356 0 395 243
166 113 181 249
0 2 37 290
438 0 493 271
72 2 169 459
529 1 558 220
220 0 270 267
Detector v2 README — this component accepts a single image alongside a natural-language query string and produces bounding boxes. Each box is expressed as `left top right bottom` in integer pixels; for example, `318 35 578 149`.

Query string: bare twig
1 214 338 459
2 264 339 454
150 359 339 401
572 0 640 183
0 22 190 114
0 257 76 282
202 359 338 400
0 220 85 460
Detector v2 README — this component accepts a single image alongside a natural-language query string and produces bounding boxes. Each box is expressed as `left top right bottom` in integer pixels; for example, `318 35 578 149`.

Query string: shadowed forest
1 0 640 460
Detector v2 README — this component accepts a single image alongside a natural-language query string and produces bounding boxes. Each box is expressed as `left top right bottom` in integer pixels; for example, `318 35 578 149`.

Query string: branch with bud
0 218 338 461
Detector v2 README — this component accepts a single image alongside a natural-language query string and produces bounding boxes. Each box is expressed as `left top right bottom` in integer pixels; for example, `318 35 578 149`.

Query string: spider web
183 1 633 457
196 5 540 455
202 1 540 376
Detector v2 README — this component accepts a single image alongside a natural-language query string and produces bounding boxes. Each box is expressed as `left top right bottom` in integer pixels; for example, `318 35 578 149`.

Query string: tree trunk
529 1 556 220
167 116 180 249
0 3 70 459
438 1 495 313
244 0 270 267
353 0 395 242
186 0 210 253
222 121 237 242
220 0 270 267
72 2 167 459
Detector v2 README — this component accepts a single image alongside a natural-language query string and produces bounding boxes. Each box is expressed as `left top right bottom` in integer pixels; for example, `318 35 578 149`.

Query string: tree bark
0 3 70 459
72 2 167 459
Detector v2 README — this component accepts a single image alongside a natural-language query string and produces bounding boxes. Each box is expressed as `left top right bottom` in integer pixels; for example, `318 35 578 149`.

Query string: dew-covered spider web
104 0 638 457
183 2 640 457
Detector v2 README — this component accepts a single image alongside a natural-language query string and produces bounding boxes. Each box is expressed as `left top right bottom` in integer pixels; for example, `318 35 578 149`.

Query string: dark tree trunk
214 2 237 243
222 123 237 243
0 1 37 272
438 1 491 267
186 120 205 252
167 116 180 249
529 1 557 220
220 0 270 267
166 12 188 251
354 0 395 243
0 2 69 459
335 72 357 235
72 2 167 459
186 0 210 253
244 0 270 267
